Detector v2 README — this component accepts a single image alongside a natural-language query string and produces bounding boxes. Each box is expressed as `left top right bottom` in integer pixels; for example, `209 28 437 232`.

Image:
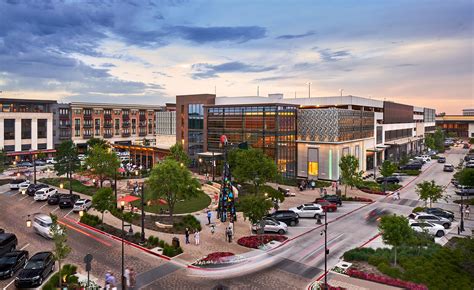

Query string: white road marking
64 209 74 217
20 243 30 250
19 195 29 201
51 207 60 214
39 203 49 210
29 200 37 205
3 279 15 290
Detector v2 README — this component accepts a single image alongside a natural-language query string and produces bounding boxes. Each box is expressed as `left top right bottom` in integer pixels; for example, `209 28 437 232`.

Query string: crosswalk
380 197 424 208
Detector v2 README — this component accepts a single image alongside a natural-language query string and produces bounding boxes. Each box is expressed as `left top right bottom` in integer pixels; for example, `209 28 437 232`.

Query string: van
33 214 54 239
0 233 18 256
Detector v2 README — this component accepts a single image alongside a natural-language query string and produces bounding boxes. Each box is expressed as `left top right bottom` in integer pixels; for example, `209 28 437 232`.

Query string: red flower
237 235 288 249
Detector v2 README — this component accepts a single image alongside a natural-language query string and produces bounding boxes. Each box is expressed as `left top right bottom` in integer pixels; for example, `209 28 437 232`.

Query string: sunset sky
0 0 472 114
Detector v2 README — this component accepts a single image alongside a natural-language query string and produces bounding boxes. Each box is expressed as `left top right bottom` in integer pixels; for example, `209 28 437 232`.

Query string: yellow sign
308 161 319 176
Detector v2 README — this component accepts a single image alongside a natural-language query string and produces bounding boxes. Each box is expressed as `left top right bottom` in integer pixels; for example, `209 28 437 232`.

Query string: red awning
118 195 140 203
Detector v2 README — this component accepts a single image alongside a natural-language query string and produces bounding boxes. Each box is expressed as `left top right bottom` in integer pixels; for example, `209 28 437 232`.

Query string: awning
118 195 140 203
384 136 423 146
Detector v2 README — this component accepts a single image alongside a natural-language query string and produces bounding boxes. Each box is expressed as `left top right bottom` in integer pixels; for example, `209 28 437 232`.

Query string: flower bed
237 235 288 249
341 196 373 202
358 188 387 195
193 252 244 266
346 268 428 290
309 281 346 290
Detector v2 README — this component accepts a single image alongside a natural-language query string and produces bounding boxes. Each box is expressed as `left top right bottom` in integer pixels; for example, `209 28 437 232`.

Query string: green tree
229 148 278 195
86 138 108 152
238 195 273 225
0 149 6 174
85 145 120 187
380 160 397 193
424 134 435 150
416 180 444 207
339 155 363 196
54 141 80 194
147 159 201 224
166 143 191 167
458 168 474 187
92 187 115 223
378 215 413 266
50 214 71 289
433 128 445 151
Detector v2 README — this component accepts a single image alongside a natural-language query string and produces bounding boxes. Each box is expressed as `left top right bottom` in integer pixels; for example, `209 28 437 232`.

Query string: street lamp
79 210 84 218
30 150 37 184
320 211 329 290
60 183 64 189
26 215 32 228
16 172 20 178
119 202 133 290
140 183 146 244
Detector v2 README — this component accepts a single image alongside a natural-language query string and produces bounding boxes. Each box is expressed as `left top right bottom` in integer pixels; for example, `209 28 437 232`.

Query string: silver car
409 213 451 229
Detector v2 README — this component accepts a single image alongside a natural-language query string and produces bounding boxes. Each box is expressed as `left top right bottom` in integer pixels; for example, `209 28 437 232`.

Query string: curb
62 216 172 262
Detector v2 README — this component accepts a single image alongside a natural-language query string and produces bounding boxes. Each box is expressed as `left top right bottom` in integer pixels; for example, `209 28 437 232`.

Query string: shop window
308 162 319 176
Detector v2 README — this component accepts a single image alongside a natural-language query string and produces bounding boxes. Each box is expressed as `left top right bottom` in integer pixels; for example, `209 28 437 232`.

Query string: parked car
455 185 474 196
399 163 422 170
32 214 54 239
267 210 299 226
391 172 407 182
464 154 474 162
9 179 29 190
45 158 57 164
47 193 61 205
321 195 342 206
0 250 29 279
0 233 17 256
420 155 432 162
422 208 455 221
443 164 455 172
408 213 451 229
17 161 33 167
277 187 296 197
409 221 445 237
437 156 446 163
314 199 338 212
59 194 80 209
0 229 3 234
414 156 427 164
451 178 460 187
251 218 288 234
465 161 474 169
34 187 58 201
73 199 92 212
289 203 324 218
18 181 31 194
34 160 46 166
15 252 55 288
26 184 49 196
375 176 400 184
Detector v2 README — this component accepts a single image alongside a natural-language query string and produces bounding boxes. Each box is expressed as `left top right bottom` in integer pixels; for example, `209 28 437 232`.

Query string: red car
314 199 338 212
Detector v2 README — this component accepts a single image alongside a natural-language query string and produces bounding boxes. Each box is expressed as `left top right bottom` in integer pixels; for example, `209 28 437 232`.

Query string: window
21 119 31 139
308 162 319 176
4 119 15 140
38 119 47 138
342 147 350 156
132 119 136 134
115 119 120 135
355 145 360 159
148 118 153 134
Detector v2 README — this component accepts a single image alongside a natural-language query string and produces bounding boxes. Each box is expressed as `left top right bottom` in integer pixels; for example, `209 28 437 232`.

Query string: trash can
172 237 180 248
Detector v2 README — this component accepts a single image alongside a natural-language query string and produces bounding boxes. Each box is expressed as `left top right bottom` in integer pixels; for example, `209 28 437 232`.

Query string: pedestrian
185 228 190 244
207 210 212 225
129 267 136 289
332 181 336 191
194 229 200 245
226 227 232 243
105 271 112 289
319 187 323 196
323 188 327 195
109 272 117 290
124 267 131 289
465 205 470 218
211 224 216 234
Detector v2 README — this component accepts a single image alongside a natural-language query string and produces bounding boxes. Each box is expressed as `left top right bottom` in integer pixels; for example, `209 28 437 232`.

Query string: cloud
190 61 277 79
318 49 351 62
254 76 295 82
153 71 171 77
101 63 117 68
276 30 316 39
171 26 267 43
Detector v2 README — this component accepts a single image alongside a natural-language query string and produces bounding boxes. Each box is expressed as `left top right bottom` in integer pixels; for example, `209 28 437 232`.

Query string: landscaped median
39 177 98 196
357 180 402 195
237 235 288 249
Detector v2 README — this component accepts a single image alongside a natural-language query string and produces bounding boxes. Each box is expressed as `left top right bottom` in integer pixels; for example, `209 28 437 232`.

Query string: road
0 146 470 289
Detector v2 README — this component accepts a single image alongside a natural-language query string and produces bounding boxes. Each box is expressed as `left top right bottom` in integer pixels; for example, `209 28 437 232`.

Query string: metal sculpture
217 135 237 222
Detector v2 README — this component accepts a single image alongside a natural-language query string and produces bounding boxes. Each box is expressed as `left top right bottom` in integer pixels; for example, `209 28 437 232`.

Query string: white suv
290 203 324 218
409 221 445 237
73 199 92 212
408 212 451 229
34 187 58 201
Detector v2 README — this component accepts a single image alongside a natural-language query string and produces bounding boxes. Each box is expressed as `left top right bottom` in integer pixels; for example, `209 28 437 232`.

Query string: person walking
105 271 112 289
226 226 232 243
332 181 336 191
211 224 216 234
129 268 136 289
194 229 200 245
109 272 117 290
185 228 190 244
207 210 212 225
465 205 470 218
323 188 327 196
124 267 131 289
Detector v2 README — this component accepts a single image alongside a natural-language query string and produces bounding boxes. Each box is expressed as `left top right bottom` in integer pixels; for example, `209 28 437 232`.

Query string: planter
237 235 288 249
346 268 428 290
192 252 244 267
155 221 173 229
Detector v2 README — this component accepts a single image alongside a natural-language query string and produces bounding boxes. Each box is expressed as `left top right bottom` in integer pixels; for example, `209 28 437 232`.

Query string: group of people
185 228 201 245
104 268 136 289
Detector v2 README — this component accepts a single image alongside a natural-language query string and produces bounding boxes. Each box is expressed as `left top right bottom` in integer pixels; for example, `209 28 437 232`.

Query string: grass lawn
133 188 211 214
39 177 98 196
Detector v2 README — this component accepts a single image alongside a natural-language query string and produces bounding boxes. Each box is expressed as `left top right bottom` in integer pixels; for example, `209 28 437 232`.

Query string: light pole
339 88 344 97
212 151 216 182
30 150 37 184
460 193 465 232
120 200 133 290
320 211 328 289
198 158 202 175
140 182 146 244
306 82 312 98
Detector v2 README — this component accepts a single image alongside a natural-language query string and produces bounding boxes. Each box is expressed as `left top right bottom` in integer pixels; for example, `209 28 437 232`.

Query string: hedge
42 264 79 290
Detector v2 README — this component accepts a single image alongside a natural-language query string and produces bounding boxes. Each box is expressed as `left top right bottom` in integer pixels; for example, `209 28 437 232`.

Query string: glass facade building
206 104 297 179
188 104 204 159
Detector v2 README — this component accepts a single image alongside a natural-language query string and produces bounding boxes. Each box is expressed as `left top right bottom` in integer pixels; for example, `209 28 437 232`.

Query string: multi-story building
176 93 436 181
436 109 474 138
52 103 72 146
0 98 56 160
70 102 163 150
462 108 474 116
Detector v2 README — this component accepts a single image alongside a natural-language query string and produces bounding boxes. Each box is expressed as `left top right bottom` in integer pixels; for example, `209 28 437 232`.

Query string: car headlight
32 275 41 280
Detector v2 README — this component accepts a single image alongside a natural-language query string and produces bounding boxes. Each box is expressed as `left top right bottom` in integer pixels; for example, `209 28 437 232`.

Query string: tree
167 143 191 167
458 168 474 187
416 180 444 207
85 145 121 187
50 214 71 289
238 195 273 225
92 187 115 223
339 155 363 196
378 215 413 266
380 160 397 193
147 159 201 224
86 138 108 152
433 128 445 151
424 134 435 151
54 141 80 194
229 148 278 195
0 149 6 174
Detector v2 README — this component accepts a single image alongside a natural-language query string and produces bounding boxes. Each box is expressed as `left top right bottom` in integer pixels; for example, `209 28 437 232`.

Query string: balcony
104 123 112 128
122 132 130 137
83 123 92 129
139 131 147 137
83 134 92 139
104 114 112 120
122 122 130 128
103 133 113 138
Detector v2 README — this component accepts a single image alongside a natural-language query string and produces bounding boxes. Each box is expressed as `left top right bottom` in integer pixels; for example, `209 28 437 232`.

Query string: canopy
118 195 140 203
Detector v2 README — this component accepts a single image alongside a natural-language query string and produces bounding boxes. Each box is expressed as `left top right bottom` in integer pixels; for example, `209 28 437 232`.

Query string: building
436 114 474 138
0 98 56 161
52 103 72 146
69 102 164 150
462 108 474 116
176 93 436 181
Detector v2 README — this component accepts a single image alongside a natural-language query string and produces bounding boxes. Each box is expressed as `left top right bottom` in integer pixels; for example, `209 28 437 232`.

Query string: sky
0 0 472 114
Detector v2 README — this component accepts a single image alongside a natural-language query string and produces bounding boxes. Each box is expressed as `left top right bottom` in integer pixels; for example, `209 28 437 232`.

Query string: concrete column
47 117 53 149
15 118 21 152
31 118 38 150
0 118 4 150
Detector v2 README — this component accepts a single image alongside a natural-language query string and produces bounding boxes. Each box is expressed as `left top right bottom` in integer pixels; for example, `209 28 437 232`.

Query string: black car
375 176 400 184
267 210 299 226
26 184 49 196
437 157 446 163
399 163 422 170
58 194 80 209
0 233 17 256
15 252 55 288
423 208 455 221
321 194 342 206
464 154 474 162
0 250 29 279
47 193 61 205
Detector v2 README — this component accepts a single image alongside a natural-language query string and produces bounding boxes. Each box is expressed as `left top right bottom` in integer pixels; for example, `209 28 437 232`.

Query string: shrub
80 212 101 227
42 264 78 290
173 214 201 232
368 255 389 266
412 207 425 213
147 235 160 247
377 262 403 279
343 247 375 261
163 245 183 257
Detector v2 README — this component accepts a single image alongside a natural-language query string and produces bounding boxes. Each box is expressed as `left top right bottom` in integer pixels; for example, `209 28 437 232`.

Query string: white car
289 203 324 218
408 212 451 229
46 158 57 164
78 154 86 161
73 199 92 212
9 179 29 190
18 181 31 194
251 218 288 234
34 187 58 201
409 221 445 237
421 155 432 162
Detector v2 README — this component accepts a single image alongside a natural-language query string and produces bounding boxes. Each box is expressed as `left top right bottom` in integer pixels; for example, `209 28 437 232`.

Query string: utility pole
141 183 146 244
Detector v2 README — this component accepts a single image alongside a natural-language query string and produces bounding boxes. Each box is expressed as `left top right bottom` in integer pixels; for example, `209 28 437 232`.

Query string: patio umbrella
118 195 140 204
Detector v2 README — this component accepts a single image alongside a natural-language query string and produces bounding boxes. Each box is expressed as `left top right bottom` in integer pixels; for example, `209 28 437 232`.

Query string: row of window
3 119 48 140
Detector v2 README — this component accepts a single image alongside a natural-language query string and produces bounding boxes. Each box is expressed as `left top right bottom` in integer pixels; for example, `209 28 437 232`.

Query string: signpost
84 254 93 288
